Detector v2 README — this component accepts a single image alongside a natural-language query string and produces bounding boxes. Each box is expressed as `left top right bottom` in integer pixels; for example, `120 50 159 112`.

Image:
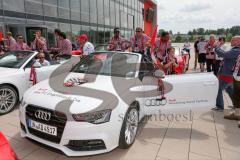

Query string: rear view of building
0 0 157 47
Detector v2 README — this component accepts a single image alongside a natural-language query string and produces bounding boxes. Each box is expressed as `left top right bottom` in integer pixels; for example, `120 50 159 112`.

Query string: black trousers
233 79 240 109
206 59 215 72
214 60 222 76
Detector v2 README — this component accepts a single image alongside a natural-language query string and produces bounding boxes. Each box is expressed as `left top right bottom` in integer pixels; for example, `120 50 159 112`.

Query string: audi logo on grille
35 110 51 121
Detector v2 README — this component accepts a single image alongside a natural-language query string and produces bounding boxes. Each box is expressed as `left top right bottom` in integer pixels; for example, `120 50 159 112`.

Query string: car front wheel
0 85 18 115
119 105 139 149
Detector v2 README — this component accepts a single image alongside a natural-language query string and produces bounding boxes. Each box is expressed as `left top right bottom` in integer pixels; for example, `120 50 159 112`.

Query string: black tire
119 104 139 149
0 85 18 115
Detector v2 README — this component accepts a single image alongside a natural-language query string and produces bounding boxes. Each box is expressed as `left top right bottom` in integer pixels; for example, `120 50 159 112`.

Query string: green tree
175 34 182 43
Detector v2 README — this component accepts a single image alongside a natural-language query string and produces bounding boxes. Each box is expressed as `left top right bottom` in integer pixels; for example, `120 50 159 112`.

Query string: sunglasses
39 57 45 59
136 30 141 32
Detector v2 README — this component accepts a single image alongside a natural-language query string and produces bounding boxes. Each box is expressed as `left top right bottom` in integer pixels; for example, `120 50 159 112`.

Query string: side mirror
126 71 135 78
154 69 165 79
33 62 42 68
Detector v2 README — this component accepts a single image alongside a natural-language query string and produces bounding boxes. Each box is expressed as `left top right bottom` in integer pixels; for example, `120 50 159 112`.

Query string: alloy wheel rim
125 108 138 145
0 88 16 113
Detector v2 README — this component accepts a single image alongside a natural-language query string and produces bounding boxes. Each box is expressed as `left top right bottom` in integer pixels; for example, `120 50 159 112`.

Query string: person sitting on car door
162 47 179 75
108 28 129 51
78 34 94 56
34 52 50 67
130 27 150 55
16 35 30 51
5 32 17 51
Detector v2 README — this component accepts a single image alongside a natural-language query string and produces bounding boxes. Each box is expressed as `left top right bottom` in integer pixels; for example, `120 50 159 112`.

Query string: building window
97 27 105 44
110 0 115 26
90 0 97 24
97 0 104 25
71 24 80 43
104 28 111 44
120 11 127 28
104 0 110 25
81 0 89 23
59 23 71 39
43 0 58 17
25 0 43 15
70 0 80 21
3 0 25 12
89 26 97 45
115 2 120 27
128 14 134 29
58 0 70 19
81 25 90 37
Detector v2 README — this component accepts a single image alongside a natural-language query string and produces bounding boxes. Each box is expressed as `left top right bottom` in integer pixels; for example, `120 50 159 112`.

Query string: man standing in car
130 27 150 55
154 31 171 61
212 36 240 112
108 28 129 51
78 34 94 56
58 32 72 57
5 32 17 51
31 30 47 53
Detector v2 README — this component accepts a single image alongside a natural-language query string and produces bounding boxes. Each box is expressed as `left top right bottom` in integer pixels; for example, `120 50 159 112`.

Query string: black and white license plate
27 119 57 136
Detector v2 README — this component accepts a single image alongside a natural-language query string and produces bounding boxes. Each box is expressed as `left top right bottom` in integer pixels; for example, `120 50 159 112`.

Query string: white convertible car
20 51 218 156
0 51 68 115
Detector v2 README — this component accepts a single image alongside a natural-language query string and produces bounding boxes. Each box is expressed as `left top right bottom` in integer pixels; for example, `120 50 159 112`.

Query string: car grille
25 105 67 144
66 140 106 151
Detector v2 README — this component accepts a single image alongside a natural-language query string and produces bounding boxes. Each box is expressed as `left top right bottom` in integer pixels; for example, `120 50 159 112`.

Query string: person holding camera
212 36 240 113
31 30 47 52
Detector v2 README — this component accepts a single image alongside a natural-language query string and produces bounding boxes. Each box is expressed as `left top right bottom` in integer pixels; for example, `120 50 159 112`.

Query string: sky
157 0 240 34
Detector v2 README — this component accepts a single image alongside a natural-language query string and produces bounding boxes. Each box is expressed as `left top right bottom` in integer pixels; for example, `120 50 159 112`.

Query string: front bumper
19 105 122 156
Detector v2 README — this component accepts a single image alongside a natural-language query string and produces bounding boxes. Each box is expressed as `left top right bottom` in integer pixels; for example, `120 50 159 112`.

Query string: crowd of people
193 35 240 122
0 27 239 122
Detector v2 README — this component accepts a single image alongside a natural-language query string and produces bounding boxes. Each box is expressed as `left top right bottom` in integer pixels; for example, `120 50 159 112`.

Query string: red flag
149 25 162 68
30 64 37 85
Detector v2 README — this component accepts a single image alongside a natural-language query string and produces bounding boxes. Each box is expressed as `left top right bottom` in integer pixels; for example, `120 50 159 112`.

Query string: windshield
72 52 140 78
0 51 34 68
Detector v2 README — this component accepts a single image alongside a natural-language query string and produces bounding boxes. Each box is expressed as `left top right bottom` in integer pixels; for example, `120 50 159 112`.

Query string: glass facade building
0 0 145 47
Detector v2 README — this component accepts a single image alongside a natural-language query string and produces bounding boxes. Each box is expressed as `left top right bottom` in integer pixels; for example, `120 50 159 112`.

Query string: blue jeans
216 79 233 109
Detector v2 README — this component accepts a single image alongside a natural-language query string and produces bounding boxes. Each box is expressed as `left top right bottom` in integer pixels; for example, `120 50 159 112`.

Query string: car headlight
72 110 111 124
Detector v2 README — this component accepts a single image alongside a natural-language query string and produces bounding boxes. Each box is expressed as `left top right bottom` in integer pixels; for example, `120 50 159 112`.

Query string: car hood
0 67 18 76
24 73 137 114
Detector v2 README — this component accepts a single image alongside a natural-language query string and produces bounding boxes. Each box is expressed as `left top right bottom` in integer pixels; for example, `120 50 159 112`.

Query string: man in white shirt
78 34 94 56
34 52 50 67
197 37 207 72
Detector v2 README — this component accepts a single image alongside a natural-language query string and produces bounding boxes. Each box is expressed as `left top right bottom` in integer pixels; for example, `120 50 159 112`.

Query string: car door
144 72 218 115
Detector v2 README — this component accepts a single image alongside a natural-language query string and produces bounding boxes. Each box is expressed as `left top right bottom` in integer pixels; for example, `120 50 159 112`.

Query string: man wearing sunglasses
130 27 150 54
16 35 30 50
34 52 50 67
108 28 129 51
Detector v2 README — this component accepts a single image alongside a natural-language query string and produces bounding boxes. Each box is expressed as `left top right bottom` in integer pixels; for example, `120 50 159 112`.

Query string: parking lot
1 95 240 160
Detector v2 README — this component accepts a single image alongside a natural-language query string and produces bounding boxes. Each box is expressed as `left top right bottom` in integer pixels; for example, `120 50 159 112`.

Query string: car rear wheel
0 85 18 115
119 105 139 149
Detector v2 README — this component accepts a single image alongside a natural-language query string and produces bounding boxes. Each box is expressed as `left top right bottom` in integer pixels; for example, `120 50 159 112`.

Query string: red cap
78 34 88 41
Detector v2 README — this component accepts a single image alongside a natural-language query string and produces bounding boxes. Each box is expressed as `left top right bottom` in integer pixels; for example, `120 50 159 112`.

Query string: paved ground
1 43 240 160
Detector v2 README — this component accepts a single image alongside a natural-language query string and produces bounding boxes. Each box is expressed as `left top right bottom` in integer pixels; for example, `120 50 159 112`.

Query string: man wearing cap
78 34 94 56
108 28 129 51
154 31 171 61
130 27 150 55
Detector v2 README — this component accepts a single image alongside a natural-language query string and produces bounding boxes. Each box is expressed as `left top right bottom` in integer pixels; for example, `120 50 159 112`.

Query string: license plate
27 119 57 136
